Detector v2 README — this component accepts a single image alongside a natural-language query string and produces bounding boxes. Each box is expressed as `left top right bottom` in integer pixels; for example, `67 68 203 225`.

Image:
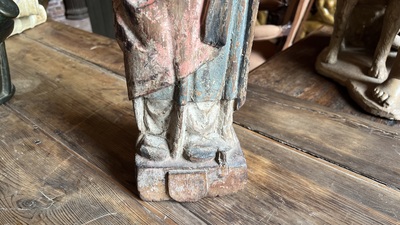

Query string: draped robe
114 0 258 109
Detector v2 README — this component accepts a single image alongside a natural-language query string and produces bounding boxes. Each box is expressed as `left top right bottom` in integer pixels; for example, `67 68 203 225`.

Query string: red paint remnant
115 0 219 98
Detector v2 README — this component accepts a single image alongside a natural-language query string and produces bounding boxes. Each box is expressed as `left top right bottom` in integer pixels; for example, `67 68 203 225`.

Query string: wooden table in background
1 21 399 224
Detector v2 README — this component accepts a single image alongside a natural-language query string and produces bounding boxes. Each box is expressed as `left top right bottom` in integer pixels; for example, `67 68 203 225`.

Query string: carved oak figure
113 0 258 201
316 0 400 119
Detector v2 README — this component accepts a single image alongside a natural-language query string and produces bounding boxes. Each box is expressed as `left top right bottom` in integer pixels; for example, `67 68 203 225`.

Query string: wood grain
22 21 125 77
2 21 400 224
0 106 164 224
235 84 400 190
181 126 400 224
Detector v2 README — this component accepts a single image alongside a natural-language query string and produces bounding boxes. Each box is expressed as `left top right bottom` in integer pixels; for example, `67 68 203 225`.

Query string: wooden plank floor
1 21 399 224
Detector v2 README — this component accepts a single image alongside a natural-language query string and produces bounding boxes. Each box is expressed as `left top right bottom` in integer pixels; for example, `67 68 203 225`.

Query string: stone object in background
316 0 400 120
0 0 19 104
63 0 88 20
86 0 114 38
10 0 47 36
46 0 66 21
113 0 259 202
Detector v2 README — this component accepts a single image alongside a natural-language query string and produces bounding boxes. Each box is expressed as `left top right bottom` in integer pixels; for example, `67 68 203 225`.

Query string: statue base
316 47 400 120
136 146 247 202
0 84 15 105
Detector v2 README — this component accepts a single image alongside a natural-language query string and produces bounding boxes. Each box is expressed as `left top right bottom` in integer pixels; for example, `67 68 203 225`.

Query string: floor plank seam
146 203 210 225
2 104 136 195
18 33 127 82
249 90 400 139
3 104 208 224
179 208 213 225
3 104 88 162
233 121 400 193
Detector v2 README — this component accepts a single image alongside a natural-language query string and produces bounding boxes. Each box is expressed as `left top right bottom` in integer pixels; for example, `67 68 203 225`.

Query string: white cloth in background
10 0 47 36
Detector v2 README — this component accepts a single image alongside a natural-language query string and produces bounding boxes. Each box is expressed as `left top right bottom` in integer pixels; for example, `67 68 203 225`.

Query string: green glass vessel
0 0 19 104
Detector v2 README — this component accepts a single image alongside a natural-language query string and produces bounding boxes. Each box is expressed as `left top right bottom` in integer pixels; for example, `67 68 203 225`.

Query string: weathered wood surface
1 21 399 223
23 20 125 77
238 30 400 190
0 106 166 224
235 84 400 189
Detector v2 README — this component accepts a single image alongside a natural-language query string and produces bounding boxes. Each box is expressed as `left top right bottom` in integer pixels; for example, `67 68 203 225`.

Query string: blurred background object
298 0 335 40
63 0 88 20
0 0 19 104
38 0 49 8
10 0 47 36
250 0 336 70
45 0 92 32
85 0 114 38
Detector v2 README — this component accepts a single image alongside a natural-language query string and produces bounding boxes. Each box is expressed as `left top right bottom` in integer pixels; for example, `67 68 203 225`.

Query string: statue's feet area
138 135 170 161
322 48 338 64
373 78 400 108
369 62 388 80
184 135 231 163
393 34 400 50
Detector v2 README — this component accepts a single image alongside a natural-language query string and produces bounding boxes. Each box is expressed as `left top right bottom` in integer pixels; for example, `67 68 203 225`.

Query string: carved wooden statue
113 0 258 201
316 0 400 119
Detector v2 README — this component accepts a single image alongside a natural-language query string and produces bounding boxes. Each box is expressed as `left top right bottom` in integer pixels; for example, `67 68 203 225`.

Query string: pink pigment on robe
114 0 219 99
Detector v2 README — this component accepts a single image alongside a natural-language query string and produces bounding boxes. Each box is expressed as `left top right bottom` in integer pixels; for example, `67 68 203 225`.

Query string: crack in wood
233 121 400 192
248 90 400 139
80 212 118 225
19 33 126 81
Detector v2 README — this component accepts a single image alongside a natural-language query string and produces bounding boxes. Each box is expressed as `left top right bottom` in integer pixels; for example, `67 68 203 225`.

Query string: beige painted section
10 0 47 36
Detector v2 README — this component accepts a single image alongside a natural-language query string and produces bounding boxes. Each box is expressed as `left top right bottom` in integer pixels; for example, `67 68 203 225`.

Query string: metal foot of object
0 84 15 104
0 41 15 104
0 0 19 104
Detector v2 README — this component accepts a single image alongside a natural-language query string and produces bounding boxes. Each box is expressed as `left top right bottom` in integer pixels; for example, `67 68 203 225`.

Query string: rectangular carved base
136 148 247 202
